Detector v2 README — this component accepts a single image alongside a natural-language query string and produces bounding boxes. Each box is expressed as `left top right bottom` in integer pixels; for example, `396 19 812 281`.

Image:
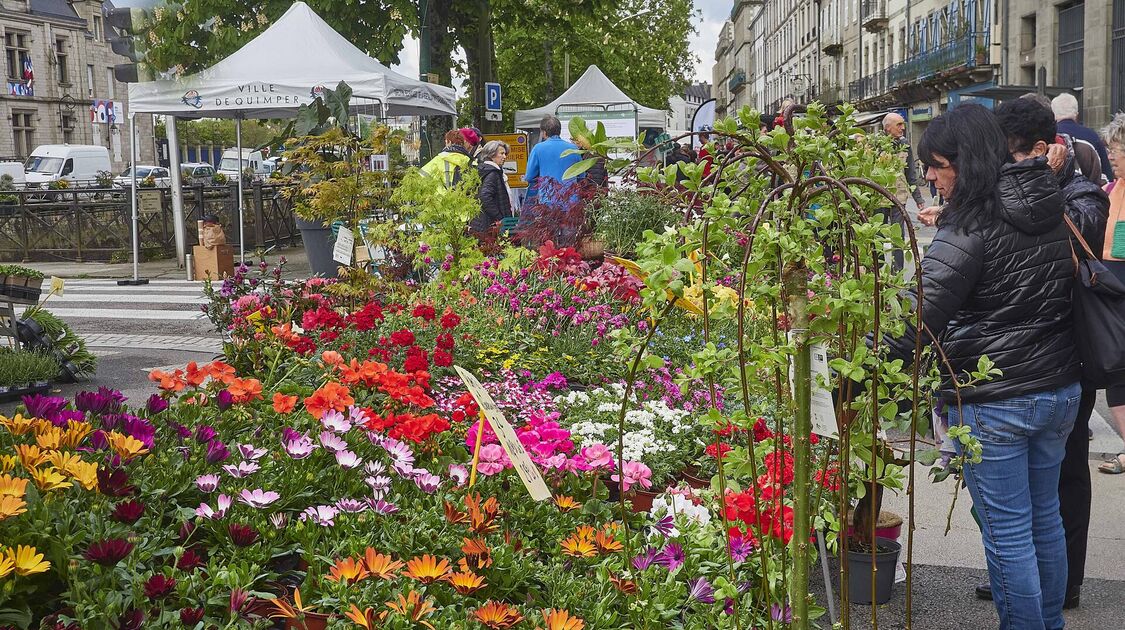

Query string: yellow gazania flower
0 455 16 473
0 552 12 578
0 414 35 436
445 570 486 595
539 609 585 630
384 590 436 630
60 421 92 449
106 432 149 461
35 427 63 450
67 461 98 491
553 495 582 512
7 545 50 576
0 474 28 498
560 535 596 559
45 451 82 474
14 444 48 470
29 467 71 492
0 495 27 520
402 555 451 584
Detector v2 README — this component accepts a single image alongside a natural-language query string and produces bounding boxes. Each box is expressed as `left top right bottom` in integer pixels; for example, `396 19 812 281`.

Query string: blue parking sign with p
486 82 502 111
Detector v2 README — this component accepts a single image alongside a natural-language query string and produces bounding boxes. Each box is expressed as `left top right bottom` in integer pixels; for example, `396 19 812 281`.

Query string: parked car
24 145 111 187
217 148 268 180
180 162 216 185
0 162 25 188
114 165 172 188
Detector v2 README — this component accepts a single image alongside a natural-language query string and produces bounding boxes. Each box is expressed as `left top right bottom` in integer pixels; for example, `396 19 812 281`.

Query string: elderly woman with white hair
471 140 514 235
1094 113 1125 475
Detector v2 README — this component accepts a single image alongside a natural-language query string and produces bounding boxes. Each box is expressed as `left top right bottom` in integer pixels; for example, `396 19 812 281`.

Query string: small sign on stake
788 332 839 439
454 366 552 501
332 226 354 265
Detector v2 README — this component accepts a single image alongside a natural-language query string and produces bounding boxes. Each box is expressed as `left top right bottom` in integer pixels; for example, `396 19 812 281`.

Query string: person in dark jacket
990 97 1110 611
471 140 513 235
886 104 1080 630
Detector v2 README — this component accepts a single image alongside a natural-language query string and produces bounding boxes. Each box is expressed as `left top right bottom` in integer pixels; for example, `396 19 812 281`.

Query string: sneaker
975 582 992 601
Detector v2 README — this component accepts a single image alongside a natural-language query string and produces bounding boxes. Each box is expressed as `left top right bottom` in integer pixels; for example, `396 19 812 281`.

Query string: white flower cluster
651 494 713 536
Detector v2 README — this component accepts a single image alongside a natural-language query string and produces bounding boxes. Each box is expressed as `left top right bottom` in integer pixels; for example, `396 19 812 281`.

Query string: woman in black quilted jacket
885 104 1081 630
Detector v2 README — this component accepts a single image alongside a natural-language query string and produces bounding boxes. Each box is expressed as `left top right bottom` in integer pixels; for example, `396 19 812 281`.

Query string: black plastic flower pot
845 537 901 605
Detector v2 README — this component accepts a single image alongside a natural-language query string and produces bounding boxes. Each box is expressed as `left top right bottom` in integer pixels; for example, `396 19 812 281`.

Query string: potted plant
0 174 17 206
1 265 45 301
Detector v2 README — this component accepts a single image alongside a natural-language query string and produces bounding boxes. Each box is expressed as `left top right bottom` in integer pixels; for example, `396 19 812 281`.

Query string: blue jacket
1058 119 1112 182
524 135 581 198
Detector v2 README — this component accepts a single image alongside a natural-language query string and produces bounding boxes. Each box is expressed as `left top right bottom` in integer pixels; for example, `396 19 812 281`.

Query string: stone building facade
1 0 153 171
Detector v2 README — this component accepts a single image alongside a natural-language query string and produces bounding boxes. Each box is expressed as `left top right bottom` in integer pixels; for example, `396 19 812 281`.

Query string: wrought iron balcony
887 33 987 87
848 70 889 102
861 0 888 31
822 30 843 56
728 69 747 93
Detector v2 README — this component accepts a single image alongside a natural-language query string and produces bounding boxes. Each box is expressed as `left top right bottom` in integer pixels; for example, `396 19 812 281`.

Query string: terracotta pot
628 489 661 513
679 466 711 490
286 613 331 630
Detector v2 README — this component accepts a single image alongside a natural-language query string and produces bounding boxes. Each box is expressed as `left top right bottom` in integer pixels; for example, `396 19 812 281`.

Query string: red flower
301 305 343 331
763 450 795 485
435 332 455 350
348 302 384 330
403 350 429 373
117 608 144 630
318 330 340 343
433 349 453 367
390 329 415 346
97 467 134 497
440 312 461 329
85 538 134 566
412 304 436 321
179 607 205 626
705 442 731 459
111 499 145 524
228 523 260 547
177 548 206 571
144 574 177 600
752 418 773 442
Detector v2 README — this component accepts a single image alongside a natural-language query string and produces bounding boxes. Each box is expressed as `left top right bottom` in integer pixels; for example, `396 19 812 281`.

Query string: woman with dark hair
885 104 1081 630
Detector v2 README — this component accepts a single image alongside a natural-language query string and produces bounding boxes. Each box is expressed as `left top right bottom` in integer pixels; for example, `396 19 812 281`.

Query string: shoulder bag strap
1064 214 1098 261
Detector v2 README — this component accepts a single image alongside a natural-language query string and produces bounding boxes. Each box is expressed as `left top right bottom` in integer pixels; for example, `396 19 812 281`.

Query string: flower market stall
0 103 953 629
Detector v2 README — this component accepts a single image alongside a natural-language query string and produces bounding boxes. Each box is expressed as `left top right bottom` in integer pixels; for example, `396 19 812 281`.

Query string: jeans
950 382 1081 630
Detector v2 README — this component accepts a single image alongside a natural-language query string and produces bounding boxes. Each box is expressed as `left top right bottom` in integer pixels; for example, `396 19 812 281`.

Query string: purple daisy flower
632 546 659 571
687 577 716 604
656 543 685 571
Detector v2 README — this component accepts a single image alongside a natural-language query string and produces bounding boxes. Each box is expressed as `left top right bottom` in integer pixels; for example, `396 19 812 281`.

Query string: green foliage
384 169 484 279
0 349 59 386
591 188 684 258
0 265 44 280
21 307 98 379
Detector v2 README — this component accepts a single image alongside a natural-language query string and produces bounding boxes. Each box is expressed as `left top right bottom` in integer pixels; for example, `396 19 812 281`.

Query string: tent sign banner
557 110 636 141
483 133 528 188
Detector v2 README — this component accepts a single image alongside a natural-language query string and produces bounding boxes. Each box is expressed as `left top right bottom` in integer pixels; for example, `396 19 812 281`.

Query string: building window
12 110 34 158
61 114 75 144
1113 0 1125 112
5 31 30 82
87 64 95 98
106 67 114 98
56 39 69 85
1058 2 1085 88
93 16 103 41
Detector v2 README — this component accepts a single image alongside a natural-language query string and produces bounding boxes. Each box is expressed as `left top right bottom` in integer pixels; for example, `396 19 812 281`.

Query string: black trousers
1059 384 1096 590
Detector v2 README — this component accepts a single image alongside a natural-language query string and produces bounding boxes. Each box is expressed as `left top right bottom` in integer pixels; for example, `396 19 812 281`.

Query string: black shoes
974 582 1080 610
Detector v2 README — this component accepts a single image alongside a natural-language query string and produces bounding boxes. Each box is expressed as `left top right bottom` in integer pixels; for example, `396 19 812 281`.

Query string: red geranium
440 311 461 329
432 349 453 367
435 332 455 350
348 302 385 331
301 306 343 331
403 347 429 373
705 442 731 460
412 304 437 321
390 329 415 346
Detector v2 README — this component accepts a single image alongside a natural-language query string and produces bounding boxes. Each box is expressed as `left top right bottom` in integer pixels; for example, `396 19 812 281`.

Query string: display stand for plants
0 294 38 351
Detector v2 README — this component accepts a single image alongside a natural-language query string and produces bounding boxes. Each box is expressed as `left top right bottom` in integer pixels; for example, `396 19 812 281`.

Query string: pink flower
283 435 316 459
222 461 260 478
448 464 468 486
238 488 280 508
299 505 338 527
320 410 352 433
319 431 348 452
612 461 653 493
580 444 614 471
476 444 510 476
235 443 267 461
195 494 232 519
195 474 220 493
335 450 362 469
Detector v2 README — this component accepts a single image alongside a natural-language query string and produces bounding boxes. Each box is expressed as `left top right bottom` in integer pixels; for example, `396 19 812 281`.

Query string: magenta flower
612 461 653 493
319 431 348 452
222 461 260 478
771 604 792 623
238 489 280 508
205 440 230 464
228 523 260 547
196 474 220 493
656 543 685 571
236 443 267 461
580 444 614 470
335 450 362 469
85 538 133 566
111 499 145 524
366 498 399 515
687 577 716 604
632 546 659 571
146 394 169 414
729 535 755 562
143 574 176 600
194 425 217 443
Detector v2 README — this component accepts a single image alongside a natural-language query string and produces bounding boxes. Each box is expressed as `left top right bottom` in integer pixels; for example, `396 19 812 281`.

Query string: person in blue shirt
524 115 581 202
1053 93 1112 182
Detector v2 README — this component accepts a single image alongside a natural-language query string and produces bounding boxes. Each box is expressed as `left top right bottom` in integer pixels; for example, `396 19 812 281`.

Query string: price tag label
787 333 838 439
49 276 64 296
454 366 552 501
332 226 354 265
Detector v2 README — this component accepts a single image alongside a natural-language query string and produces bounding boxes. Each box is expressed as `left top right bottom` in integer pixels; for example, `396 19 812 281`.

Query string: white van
0 162 25 188
217 148 268 180
24 145 111 187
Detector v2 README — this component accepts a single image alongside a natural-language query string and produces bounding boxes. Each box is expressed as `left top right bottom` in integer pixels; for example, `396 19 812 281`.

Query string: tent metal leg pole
118 112 148 286
166 115 187 267
236 116 245 264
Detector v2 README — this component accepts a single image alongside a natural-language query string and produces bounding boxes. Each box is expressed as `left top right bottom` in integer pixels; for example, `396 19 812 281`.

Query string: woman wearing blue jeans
885 104 1082 629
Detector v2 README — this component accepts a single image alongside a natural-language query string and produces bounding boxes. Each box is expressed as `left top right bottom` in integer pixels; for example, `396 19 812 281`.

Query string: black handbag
1063 215 1125 387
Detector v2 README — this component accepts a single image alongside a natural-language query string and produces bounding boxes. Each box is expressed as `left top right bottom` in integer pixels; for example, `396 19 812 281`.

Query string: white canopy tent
126 1 457 270
514 65 667 135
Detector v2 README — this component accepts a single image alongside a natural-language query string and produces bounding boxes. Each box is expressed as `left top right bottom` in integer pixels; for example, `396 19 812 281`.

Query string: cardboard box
193 244 234 280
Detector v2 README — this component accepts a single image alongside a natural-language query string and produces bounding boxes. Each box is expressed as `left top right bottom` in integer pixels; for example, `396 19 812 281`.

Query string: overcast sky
391 0 728 90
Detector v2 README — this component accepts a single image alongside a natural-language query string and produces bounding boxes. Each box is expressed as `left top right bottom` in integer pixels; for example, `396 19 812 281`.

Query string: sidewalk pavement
22 246 314 281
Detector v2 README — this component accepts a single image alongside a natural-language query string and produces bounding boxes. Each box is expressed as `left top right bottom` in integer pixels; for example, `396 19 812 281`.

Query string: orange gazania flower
554 495 582 512
0 414 35 435
67 460 99 491
0 495 27 520
270 588 316 619
465 494 500 535
304 381 354 420
363 548 404 579
594 529 623 554
608 572 638 595
106 432 149 461
445 570 486 594
539 609 585 630
226 377 263 403
573 525 596 541
34 427 62 450
344 603 385 629
473 601 524 629
0 474 28 497
560 535 596 559
443 500 468 525
403 555 451 584
326 556 369 584
14 444 48 469
272 392 298 415
0 455 15 473
385 590 436 630
460 537 492 570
